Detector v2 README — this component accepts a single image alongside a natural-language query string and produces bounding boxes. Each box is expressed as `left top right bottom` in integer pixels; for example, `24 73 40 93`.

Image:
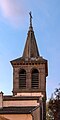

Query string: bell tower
10 12 48 120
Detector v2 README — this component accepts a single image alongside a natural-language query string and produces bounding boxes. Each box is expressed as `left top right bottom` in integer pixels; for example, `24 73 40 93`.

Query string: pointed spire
22 12 40 58
29 11 32 27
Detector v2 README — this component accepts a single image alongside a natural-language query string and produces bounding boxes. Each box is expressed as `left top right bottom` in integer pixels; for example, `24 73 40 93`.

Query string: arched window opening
31 69 39 88
19 69 26 88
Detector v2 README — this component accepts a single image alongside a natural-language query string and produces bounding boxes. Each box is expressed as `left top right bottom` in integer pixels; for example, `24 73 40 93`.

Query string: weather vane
29 11 32 27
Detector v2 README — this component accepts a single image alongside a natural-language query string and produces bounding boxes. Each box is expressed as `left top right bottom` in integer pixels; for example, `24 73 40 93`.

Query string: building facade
0 12 48 120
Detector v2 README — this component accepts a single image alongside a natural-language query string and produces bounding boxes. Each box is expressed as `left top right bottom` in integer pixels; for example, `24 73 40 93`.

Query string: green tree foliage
46 102 54 120
48 85 60 120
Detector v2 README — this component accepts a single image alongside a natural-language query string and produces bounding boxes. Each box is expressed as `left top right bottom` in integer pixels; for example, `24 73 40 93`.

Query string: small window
31 69 39 88
19 69 26 88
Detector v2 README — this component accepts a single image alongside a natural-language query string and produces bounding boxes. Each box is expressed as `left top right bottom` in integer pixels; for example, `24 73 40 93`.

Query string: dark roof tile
0 106 35 114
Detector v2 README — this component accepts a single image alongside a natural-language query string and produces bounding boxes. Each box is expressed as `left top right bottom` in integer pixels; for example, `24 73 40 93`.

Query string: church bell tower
10 12 48 120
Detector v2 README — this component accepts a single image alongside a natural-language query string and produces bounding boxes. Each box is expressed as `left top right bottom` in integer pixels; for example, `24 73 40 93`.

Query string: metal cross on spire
29 11 32 27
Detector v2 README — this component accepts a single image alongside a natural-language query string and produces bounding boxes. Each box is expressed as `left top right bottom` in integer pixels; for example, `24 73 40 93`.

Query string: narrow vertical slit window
19 69 26 89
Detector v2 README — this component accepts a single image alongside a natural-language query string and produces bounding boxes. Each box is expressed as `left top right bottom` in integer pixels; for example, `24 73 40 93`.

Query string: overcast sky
0 0 60 100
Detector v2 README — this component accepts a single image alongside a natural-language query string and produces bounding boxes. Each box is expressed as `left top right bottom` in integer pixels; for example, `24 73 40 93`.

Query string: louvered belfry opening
31 69 39 89
19 69 26 89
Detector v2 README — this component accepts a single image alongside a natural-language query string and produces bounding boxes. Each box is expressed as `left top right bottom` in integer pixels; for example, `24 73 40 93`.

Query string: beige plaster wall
16 92 43 96
0 114 32 120
3 100 39 107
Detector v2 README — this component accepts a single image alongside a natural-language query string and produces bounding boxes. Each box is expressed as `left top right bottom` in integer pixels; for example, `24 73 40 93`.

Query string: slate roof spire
23 12 40 58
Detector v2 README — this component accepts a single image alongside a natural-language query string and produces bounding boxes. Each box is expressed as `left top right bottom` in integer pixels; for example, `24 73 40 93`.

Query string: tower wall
13 63 46 96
